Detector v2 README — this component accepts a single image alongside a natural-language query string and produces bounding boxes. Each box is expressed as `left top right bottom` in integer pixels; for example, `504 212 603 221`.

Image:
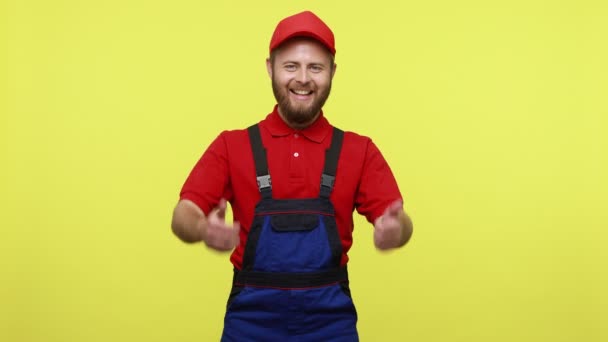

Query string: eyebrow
281 61 327 67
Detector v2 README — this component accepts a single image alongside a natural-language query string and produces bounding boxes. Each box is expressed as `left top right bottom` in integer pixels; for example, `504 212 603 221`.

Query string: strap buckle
257 175 272 190
321 174 335 188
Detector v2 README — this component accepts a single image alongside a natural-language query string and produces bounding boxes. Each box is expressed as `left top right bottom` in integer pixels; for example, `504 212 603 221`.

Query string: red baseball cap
269 11 336 55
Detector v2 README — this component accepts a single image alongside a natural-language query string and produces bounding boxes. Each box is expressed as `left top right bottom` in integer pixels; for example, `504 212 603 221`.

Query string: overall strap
247 124 272 199
320 127 344 198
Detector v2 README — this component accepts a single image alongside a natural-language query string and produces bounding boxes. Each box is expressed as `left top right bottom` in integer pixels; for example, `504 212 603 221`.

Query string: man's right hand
200 198 240 251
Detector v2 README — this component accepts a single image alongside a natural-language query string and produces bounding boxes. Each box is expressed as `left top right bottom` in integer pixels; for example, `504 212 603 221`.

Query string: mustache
271 76 332 127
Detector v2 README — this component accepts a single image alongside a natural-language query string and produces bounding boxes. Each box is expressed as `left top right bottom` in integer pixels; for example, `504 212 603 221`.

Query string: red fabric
180 106 402 269
269 11 336 55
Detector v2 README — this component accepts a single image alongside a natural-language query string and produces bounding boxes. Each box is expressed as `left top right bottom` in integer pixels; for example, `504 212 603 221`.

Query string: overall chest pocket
253 213 334 272
270 214 318 232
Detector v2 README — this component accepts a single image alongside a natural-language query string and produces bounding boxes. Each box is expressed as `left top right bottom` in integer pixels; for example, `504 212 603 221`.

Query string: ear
266 58 273 78
331 63 337 79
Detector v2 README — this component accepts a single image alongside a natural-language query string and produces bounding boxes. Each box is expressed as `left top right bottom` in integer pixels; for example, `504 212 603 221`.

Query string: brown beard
271 75 332 128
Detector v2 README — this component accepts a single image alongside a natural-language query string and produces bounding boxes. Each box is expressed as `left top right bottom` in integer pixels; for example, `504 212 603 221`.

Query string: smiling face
267 38 336 129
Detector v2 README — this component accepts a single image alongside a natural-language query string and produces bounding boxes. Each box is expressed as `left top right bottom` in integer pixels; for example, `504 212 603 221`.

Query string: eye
284 64 297 71
310 65 323 73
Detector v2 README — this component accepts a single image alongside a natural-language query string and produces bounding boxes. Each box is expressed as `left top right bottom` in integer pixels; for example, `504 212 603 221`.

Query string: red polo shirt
180 106 402 269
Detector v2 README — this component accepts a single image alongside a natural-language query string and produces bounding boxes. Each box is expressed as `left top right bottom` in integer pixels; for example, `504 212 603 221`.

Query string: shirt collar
262 105 332 144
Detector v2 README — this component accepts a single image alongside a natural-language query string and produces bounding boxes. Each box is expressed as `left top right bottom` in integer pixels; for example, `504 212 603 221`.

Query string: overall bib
221 125 358 342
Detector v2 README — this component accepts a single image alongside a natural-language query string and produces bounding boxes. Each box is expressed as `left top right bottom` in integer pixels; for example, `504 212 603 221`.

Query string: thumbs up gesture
373 200 413 250
200 198 240 251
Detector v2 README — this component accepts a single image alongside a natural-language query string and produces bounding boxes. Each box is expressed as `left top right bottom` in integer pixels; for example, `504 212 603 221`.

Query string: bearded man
171 11 413 341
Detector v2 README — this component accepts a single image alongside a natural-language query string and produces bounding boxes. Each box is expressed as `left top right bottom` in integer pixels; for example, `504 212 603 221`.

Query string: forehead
272 37 333 64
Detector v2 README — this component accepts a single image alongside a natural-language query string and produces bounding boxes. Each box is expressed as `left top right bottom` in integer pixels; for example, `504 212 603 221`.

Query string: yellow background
2 0 607 341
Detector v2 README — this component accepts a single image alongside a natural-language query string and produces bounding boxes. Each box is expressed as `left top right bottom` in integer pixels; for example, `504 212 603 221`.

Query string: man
172 10 413 341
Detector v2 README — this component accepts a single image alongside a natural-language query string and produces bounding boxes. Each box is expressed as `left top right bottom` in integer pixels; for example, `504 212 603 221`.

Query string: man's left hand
373 200 413 250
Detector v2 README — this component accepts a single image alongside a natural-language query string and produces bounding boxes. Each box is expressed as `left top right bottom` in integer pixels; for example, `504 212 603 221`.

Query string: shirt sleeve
179 132 232 215
355 139 403 224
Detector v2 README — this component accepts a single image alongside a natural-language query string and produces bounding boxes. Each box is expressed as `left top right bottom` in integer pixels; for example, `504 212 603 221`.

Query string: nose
294 68 310 83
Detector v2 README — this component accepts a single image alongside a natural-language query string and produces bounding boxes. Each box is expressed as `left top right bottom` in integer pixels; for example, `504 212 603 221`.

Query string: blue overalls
221 124 358 341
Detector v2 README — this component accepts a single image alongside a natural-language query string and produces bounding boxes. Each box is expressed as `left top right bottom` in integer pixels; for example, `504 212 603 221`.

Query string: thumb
216 198 227 219
384 199 403 217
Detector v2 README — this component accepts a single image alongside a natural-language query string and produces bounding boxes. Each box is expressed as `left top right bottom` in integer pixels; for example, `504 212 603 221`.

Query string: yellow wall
2 1 606 341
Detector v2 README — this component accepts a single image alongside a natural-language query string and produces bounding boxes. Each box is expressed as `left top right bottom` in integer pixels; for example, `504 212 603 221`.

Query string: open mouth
290 89 313 96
